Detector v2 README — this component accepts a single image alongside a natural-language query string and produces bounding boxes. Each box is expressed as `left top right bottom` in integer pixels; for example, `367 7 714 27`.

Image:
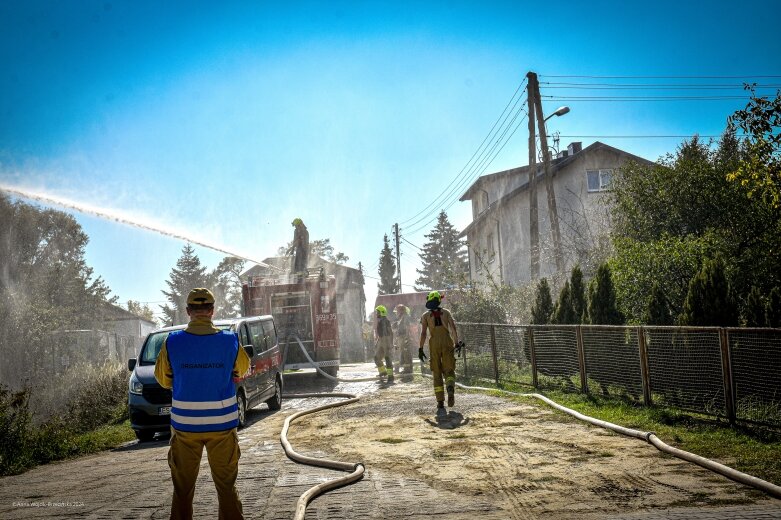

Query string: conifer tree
161 244 210 326
766 287 781 328
570 265 586 323
377 234 398 295
531 278 553 325
553 281 576 324
414 211 468 290
646 281 673 325
744 285 766 327
587 263 624 325
679 256 738 326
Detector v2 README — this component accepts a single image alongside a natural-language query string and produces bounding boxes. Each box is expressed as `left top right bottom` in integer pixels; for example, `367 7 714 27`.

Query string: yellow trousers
429 339 456 402
168 427 243 520
374 336 393 375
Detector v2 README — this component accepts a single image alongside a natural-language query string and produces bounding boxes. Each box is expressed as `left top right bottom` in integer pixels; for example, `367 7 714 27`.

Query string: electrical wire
401 237 423 250
405 109 530 235
539 74 781 79
541 82 781 88
542 95 751 100
399 78 528 226
555 134 746 139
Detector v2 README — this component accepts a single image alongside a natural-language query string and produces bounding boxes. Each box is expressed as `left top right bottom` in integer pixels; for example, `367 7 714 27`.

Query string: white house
459 141 653 285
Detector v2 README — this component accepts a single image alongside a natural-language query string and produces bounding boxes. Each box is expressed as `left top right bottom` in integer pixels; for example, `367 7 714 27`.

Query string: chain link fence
456 323 781 428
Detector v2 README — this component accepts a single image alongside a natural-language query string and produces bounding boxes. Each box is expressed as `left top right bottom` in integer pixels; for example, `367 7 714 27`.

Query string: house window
487 233 495 263
587 169 613 192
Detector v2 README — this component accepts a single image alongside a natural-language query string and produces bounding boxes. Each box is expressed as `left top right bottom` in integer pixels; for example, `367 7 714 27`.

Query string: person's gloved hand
455 340 465 357
418 348 427 364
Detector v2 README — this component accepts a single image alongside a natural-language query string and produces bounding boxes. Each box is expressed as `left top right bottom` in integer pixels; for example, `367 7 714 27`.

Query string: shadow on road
425 411 469 430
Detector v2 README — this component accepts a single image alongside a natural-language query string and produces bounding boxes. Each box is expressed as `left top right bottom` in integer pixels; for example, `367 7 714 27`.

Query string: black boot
446 386 455 407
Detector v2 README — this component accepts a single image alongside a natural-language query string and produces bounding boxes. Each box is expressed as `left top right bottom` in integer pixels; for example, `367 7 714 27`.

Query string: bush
680 256 738 326
767 287 781 328
0 363 131 476
645 282 674 325
0 386 33 475
744 286 767 327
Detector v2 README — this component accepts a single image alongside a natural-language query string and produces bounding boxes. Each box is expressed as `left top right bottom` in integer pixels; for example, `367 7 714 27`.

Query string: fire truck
242 269 340 376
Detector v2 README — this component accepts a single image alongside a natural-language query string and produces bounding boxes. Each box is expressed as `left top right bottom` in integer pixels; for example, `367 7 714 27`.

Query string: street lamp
544 105 570 122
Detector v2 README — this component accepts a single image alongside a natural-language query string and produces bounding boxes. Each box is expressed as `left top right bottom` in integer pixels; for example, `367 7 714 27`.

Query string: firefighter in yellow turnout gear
419 291 460 410
374 305 394 381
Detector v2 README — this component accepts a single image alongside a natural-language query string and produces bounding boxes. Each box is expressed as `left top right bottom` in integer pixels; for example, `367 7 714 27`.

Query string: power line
556 134 747 138
542 95 750 100
401 237 422 250
406 109 530 235
399 78 528 227
541 85 781 90
541 82 781 88
540 74 781 79
405 105 529 235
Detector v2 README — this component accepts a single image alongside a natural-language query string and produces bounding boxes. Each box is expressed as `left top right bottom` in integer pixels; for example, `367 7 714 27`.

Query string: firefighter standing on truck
419 291 462 410
154 288 251 520
374 305 394 381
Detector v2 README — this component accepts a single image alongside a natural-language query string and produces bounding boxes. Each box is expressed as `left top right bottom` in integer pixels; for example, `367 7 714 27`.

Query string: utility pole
533 80 564 273
527 71 540 280
393 223 402 293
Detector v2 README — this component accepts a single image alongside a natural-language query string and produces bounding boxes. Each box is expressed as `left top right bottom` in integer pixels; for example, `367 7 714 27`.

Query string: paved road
1 363 779 519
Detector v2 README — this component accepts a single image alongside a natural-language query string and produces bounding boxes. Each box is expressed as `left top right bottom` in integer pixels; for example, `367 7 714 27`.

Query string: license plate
158 406 171 416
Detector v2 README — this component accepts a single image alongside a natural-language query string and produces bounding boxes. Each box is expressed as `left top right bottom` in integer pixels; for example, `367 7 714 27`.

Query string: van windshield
138 326 232 365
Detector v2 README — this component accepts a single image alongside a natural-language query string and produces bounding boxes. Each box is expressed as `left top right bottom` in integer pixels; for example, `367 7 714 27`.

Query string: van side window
239 324 251 347
262 319 277 348
248 321 266 352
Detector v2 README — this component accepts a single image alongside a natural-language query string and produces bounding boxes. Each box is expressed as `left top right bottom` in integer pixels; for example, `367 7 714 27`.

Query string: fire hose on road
278 335 379 519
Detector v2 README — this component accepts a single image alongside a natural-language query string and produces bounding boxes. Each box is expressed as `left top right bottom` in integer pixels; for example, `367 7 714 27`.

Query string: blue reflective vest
166 330 239 433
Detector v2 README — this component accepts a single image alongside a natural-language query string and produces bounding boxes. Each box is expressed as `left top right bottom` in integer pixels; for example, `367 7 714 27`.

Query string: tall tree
609 127 781 322
726 87 781 208
530 278 553 325
161 244 210 326
744 285 766 327
586 263 624 325
126 300 156 323
211 256 245 318
0 195 115 385
415 211 468 290
377 234 397 295
552 281 576 324
570 265 586 323
645 282 673 325
679 256 738 327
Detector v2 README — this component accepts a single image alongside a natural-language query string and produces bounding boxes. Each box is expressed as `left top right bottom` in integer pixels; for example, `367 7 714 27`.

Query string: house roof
458 141 653 237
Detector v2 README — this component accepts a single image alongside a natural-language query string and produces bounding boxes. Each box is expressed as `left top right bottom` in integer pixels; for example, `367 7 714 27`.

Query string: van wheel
266 377 282 411
135 430 155 442
237 392 247 428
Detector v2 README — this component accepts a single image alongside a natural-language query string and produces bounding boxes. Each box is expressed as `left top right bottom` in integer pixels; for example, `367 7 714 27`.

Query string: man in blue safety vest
155 288 251 520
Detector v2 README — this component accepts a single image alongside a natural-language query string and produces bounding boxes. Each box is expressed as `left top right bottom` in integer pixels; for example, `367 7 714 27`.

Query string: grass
377 437 409 444
455 378 781 486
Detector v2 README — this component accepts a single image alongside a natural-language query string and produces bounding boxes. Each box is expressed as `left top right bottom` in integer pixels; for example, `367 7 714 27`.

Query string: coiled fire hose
278 336 377 519
279 392 365 520
444 378 781 499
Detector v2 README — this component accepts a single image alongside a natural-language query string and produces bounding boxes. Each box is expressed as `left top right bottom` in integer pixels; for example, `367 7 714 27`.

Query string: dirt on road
0 364 779 519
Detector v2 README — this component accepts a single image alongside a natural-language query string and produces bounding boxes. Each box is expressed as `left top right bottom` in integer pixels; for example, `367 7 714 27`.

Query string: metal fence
457 323 781 428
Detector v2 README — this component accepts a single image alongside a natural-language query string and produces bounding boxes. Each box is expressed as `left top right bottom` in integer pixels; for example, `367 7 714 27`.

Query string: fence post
529 327 538 388
463 331 469 379
719 328 736 425
576 325 588 394
637 326 652 406
489 324 500 386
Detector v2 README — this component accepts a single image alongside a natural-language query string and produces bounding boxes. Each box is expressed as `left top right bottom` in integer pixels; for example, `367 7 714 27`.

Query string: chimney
556 150 569 159
567 142 582 156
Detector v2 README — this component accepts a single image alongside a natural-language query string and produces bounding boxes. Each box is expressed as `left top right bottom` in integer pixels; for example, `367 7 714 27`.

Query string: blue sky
1 1 780 321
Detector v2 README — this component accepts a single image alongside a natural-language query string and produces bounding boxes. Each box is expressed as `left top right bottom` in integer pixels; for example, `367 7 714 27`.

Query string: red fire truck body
242 272 340 375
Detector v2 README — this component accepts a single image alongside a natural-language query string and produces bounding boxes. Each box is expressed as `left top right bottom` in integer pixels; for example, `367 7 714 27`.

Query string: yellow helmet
427 290 441 302
292 218 303 226
375 305 387 317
